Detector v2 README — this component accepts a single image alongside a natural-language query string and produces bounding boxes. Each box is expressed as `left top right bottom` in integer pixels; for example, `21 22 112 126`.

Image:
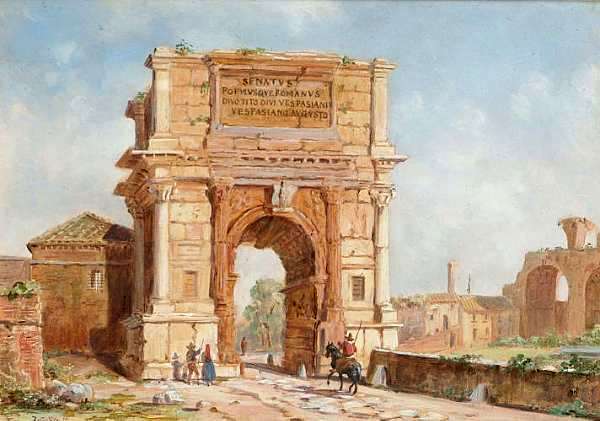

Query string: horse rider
334 332 357 372
342 332 357 359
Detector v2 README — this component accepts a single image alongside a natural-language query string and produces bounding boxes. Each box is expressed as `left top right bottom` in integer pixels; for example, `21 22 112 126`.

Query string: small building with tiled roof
0 256 31 288
458 295 519 348
27 212 134 354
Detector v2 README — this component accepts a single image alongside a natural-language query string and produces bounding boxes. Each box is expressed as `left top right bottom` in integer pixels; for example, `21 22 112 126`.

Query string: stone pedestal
122 313 221 380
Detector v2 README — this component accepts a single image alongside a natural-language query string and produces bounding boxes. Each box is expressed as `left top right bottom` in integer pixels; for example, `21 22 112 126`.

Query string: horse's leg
339 371 343 391
327 370 333 385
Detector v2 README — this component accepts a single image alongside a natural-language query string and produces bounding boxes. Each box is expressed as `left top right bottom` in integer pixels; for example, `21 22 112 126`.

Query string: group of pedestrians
171 342 216 385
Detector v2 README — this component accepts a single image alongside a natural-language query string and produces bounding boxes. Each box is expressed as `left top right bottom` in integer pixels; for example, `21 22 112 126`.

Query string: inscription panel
219 75 332 128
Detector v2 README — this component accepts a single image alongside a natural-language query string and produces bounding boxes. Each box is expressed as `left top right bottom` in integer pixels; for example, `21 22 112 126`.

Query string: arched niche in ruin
585 268 600 330
525 265 561 337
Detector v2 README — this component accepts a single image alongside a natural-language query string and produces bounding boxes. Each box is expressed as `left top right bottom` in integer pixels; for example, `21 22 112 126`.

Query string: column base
151 300 175 314
376 302 398 323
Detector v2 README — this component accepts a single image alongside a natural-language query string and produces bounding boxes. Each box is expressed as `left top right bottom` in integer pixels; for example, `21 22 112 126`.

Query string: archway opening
525 266 559 337
234 246 285 363
586 269 600 330
230 215 318 373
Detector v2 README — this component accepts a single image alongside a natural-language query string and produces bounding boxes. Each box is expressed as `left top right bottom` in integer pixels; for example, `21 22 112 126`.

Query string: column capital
209 178 234 204
149 183 173 203
370 186 396 208
126 198 145 219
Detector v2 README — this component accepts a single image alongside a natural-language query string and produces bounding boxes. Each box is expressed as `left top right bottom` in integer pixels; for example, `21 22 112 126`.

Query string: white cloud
510 72 552 121
53 41 78 65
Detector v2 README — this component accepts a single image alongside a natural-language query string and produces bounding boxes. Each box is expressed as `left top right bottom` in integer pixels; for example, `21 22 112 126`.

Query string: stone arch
585 268 600 330
525 265 561 337
227 206 326 278
225 206 326 374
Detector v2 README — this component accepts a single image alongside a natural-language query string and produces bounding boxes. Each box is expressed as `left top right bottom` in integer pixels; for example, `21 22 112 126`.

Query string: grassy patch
548 400 598 418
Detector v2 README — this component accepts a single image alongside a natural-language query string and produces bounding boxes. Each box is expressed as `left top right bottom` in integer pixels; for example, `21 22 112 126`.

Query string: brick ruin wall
368 350 600 413
0 294 44 389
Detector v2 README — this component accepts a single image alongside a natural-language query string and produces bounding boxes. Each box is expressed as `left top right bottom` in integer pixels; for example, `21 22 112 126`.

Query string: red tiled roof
27 212 133 249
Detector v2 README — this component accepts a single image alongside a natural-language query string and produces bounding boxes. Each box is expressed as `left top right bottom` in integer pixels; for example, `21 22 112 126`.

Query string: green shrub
507 354 537 374
441 386 471 402
1 281 38 301
0 377 61 409
559 354 600 376
574 326 600 346
549 400 591 417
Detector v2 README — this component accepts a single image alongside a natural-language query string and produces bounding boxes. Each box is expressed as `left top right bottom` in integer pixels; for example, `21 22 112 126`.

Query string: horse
324 342 361 395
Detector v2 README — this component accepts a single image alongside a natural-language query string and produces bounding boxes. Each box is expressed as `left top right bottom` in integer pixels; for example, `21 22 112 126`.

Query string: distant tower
447 261 458 295
467 273 472 295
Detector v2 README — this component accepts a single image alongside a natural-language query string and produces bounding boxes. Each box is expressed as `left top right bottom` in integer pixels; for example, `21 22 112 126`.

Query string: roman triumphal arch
115 48 406 379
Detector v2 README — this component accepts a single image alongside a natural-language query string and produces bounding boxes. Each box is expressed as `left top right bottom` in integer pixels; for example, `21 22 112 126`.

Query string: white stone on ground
397 409 419 418
62 383 93 403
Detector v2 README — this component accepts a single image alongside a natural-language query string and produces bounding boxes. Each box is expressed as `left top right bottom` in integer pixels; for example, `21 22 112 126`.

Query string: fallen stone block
62 383 93 403
164 389 184 404
46 380 67 397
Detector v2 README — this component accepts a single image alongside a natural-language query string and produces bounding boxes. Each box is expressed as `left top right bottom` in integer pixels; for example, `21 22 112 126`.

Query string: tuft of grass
175 39 194 56
341 55 355 66
236 47 266 55
43 354 73 382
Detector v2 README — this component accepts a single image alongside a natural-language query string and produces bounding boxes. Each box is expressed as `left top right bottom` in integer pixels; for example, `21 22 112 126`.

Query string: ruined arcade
115 48 406 379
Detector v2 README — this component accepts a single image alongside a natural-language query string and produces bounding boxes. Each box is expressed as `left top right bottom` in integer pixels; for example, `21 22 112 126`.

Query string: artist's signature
31 416 65 421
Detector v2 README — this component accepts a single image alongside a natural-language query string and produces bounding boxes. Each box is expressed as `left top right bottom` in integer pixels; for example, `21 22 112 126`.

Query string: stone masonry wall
368 350 600 413
0 294 44 389
31 246 132 354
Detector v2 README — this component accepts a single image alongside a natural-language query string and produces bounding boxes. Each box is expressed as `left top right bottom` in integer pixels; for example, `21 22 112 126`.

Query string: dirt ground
0 355 573 420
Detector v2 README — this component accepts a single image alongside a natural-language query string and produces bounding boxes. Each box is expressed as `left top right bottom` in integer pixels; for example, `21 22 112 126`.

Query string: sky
1 1 599 297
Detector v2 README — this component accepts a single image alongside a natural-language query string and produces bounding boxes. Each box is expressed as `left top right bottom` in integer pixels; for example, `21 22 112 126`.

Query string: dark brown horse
325 342 361 395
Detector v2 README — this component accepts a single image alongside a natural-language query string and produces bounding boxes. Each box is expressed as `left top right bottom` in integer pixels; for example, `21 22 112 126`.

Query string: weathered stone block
234 138 259 150
342 145 369 155
337 111 370 127
171 67 192 87
179 136 203 150
172 86 210 106
338 126 370 146
191 67 209 86
186 223 211 241
169 223 185 241
170 203 212 223
143 323 169 361
301 139 343 152
258 139 302 151
338 76 371 93
342 239 374 257
171 121 209 136
336 91 371 111
171 166 210 178
341 203 373 239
